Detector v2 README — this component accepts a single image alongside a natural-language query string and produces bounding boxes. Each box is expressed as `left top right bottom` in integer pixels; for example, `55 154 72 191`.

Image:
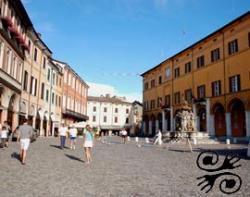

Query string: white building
87 94 133 135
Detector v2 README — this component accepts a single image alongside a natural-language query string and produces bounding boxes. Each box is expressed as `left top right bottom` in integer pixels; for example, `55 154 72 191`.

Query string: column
245 111 250 137
192 104 198 131
162 110 166 132
32 116 36 128
206 98 211 134
149 120 152 135
51 122 55 137
226 113 232 137
12 112 19 131
156 120 159 132
40 119 44 136
142 121 146 135
210 115 215 136
170 107 174 132
1 109 8 123
46 121 50 137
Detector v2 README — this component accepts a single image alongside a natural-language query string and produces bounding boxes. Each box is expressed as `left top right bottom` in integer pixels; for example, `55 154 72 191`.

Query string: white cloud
87 81 142 102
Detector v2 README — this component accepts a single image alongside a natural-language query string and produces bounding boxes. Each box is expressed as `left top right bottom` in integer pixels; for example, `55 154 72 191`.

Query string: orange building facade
141 12 250 140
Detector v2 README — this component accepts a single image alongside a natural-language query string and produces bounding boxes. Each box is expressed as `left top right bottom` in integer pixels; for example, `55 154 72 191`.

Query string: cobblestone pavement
0 136 249 197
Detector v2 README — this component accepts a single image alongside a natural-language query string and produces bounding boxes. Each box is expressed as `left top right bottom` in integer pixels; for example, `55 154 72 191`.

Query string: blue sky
22 0 250 101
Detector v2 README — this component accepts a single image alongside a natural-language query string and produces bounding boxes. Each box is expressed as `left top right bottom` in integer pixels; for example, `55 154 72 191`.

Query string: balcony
1 16 13 27
0 69 21 93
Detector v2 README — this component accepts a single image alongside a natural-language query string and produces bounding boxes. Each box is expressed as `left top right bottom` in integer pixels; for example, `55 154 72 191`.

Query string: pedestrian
69 125 77 150
3 121 11 147
0 126 8 147
17 118 34 165
83 125 94 164
59 123 67 149
154 129 162 145
120 128 127 144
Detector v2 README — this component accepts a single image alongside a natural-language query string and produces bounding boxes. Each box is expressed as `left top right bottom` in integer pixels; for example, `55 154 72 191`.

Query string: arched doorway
143 115 149 135
157 113 162 131
151 114 156 136
198 108 206 132
7 94 16 129
43 112 48 137
229 99 246 137
213 103 226 137
165 110 171 131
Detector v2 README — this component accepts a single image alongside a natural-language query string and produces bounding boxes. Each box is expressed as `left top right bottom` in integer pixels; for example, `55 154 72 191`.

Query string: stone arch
228 98 246 137
212 103 226 137
157 112 162 131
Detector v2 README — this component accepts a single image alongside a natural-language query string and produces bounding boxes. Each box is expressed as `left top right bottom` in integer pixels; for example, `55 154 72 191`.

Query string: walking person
83 125 94 164
120 128 127 144
59 123 67 149
3 121 11 147
154 129 162 145
69 125 77 150
0 126 8 148
17 118 33 165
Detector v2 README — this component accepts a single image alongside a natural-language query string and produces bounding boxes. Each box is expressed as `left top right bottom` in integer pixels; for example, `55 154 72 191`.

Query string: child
1 126 8 147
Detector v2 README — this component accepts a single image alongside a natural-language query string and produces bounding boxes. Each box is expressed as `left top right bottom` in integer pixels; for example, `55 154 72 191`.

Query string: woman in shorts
69 126 77 150
83 125 93 164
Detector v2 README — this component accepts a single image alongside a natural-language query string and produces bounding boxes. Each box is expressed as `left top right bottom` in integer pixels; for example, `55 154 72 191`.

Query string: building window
41 83 45 99
126 118 129 124
23 71 28 91
115 108 118 113
197 85 206 99
212 80 221 96
197 55 205 68
164 95 170 107
151 80 155 88
144 82 148 90
52 73 55 85
29 76 34 94
114 117 118 123
229 75 241 93
159 76 162 84
92 116 96 122
185 62 192 73
103 116 107 122
104 107 107 112
185 89 192 103
93 106 96 112
144 101 149 110
228 39 238 55
166 67 171 79
126 109 129 114
58 96 61 107
56 95 58 106
52 93 55 104
150 100 155 109
46 90 49 102
34 48 38 61
174 68 180 78
211 48 220 62
47 69 50 81
174 92 180 104
43 57 46 69
248 32 250 47
157 97 162 108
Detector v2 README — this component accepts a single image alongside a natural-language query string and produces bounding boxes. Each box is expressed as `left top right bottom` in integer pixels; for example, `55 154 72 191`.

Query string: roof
88 96 132 105
52 58 89 88
141 11 250 77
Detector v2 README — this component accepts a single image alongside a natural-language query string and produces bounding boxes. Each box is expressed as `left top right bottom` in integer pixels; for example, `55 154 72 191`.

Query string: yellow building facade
141 12 250 139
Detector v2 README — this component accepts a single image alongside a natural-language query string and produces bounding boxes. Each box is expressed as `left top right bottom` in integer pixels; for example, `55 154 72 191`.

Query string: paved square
0 137 249 197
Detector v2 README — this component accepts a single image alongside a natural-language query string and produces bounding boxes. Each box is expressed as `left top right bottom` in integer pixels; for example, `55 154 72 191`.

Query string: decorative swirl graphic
196 151 241 172
196 151 242 194
197 172 242 194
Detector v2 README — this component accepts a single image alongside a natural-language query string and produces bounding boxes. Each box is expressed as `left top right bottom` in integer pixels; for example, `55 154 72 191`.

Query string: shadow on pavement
50 145 69 150
11 152 20 161
65 154 84 163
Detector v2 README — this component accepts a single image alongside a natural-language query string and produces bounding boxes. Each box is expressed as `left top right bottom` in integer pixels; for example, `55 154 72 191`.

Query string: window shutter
237 75 241 91
229 77 232 93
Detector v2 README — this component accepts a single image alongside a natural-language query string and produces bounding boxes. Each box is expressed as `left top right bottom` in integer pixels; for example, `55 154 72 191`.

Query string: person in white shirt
120 128 128 144
154 129 162 145
1 126 8 148
59 124 68 149
69 126 77 150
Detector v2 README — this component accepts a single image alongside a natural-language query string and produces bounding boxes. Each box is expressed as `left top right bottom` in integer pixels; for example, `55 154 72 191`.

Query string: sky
22 0 250 102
